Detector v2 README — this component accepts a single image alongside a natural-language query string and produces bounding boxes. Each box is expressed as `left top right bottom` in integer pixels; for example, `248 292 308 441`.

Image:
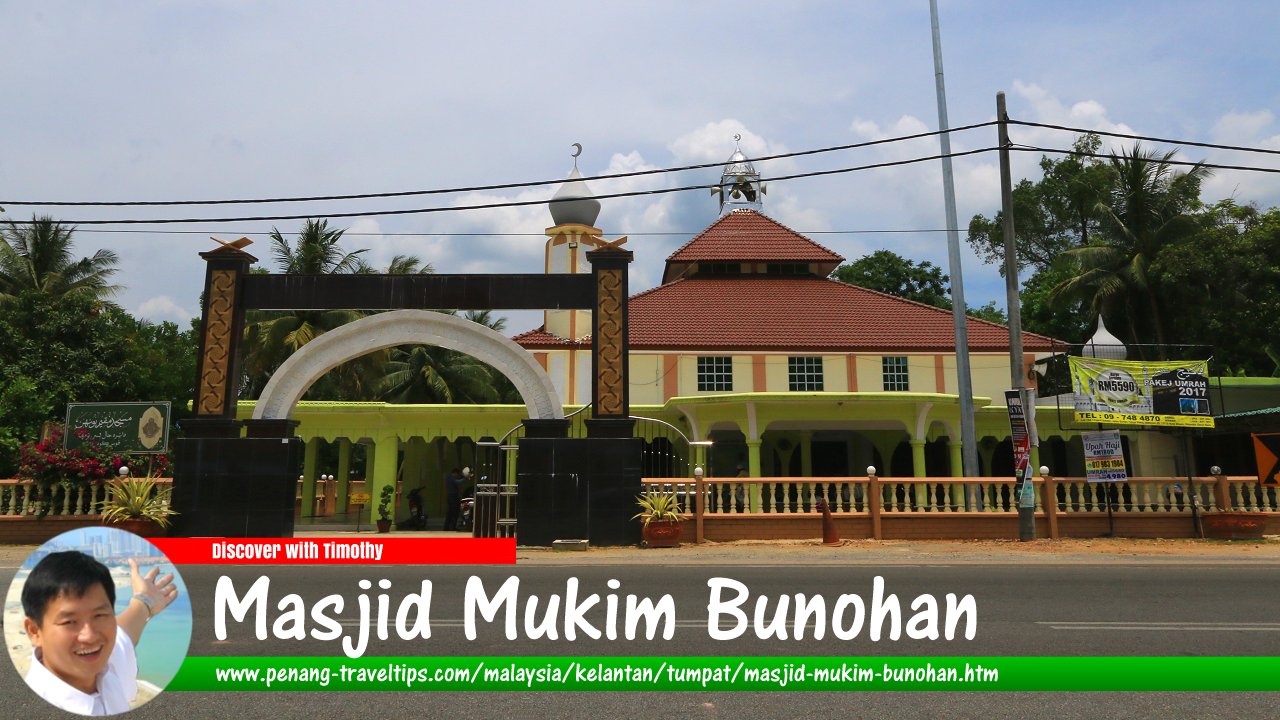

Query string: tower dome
549 166 601 227
713 136 765 214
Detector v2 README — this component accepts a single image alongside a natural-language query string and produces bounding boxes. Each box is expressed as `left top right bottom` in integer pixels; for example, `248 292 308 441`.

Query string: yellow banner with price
1068 357 1214 428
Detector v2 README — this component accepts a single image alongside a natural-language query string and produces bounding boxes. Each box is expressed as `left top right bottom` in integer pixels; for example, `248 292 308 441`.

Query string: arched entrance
253 310 563 421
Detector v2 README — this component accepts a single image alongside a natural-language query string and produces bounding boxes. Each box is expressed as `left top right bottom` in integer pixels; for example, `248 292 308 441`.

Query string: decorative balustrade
0 478 174 518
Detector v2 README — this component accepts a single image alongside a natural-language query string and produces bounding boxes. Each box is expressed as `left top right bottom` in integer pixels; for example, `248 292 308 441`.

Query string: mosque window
697 356 734 392
766 263 809 275
882 356 910 391
699 262 741 275
788 356 824 391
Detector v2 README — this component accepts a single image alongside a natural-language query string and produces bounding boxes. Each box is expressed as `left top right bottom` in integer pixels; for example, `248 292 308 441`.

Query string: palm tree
1050 144 1210 356
268 219 366 274
241 221 432 399
376 310 521 404
0 215 119 304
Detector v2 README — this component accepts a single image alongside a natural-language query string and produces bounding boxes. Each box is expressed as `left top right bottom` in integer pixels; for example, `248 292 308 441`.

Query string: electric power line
1007 119 1280 157
1 146 1002 226
1011 144 1280 175
0 121 999 208
69 228 956 237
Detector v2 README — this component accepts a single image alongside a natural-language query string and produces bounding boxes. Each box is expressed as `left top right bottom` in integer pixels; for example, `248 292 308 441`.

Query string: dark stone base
516 437 642 547
586 417 636 438
177 418 243 439
170 436 302 537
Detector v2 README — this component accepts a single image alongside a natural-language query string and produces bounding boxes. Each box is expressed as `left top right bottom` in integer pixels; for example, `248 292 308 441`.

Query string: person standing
443 468 465 531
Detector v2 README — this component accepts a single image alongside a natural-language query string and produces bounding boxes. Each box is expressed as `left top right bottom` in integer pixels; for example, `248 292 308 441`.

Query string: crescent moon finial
571 142 582 169
733 133 742 143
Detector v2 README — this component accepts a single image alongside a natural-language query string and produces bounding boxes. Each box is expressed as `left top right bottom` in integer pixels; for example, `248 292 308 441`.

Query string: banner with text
1081 429 1127 483
1067 358 1213 428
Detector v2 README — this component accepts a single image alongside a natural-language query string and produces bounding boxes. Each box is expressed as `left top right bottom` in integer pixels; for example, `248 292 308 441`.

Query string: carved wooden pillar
586 244 633 438
189 242 255 437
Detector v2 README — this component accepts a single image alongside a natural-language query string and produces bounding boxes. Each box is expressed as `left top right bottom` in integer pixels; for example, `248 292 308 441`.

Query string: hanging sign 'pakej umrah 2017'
1067 358 1213 428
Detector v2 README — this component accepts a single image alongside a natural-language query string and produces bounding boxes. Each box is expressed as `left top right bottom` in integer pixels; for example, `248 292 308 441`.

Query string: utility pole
997 90 1036 541
929 0 978 477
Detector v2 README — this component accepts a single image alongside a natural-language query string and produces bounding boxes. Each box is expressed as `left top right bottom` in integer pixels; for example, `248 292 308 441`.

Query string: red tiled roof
511 327 591 349
625 276 1057 351
666 209 844 263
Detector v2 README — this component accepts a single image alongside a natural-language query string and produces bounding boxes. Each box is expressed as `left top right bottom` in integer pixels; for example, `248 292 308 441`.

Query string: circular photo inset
4 527 192 716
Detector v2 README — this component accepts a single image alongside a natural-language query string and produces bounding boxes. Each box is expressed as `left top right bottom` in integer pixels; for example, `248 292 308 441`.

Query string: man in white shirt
21 550 178 716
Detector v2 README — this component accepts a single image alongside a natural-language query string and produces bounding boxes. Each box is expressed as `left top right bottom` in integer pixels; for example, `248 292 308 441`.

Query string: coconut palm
241 221 432 399
268 219 366 274
376 311 519 404
0 215 119 305
1050 144 1210 356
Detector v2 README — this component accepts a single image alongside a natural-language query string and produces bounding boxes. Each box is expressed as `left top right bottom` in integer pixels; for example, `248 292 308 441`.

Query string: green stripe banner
169 656 1280 692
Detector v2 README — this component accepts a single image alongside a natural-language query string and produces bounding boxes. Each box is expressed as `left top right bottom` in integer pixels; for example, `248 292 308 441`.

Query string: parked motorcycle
456 476 484 532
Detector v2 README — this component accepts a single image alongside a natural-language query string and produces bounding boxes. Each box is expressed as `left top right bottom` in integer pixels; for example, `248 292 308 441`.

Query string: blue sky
2 1 1277 334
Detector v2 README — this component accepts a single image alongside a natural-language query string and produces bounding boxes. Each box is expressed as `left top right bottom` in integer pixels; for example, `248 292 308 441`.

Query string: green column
746 439 763 512
746 439 763 477
910 439 927 478
910 439 928 509
302 437 320 522
799 432 813 477
948 440 964 512
336 438 352 518
371 435 399 524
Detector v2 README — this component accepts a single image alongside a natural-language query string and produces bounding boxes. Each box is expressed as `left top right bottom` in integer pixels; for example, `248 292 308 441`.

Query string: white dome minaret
544 145 606 340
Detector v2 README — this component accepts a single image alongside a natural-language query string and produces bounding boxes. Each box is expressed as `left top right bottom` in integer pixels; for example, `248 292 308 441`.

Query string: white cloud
135 295 191 323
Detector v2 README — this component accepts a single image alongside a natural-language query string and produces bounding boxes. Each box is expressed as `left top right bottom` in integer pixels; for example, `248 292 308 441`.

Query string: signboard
348 492 372 506
64 402 171 453
1005 389 1039 507
1255 433 1280 487
1082 429 1127 483
1067 358 1214 428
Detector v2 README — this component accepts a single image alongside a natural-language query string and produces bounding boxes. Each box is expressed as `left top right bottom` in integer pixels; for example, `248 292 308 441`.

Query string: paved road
3 550 1278 719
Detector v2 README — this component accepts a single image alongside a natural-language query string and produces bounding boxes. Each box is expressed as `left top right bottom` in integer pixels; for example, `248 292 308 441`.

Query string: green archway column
371 434 400 524
302 437 320 522
336 438 352 518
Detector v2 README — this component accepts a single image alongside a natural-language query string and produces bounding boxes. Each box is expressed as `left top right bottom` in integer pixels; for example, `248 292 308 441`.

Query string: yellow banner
1068 358 1214 428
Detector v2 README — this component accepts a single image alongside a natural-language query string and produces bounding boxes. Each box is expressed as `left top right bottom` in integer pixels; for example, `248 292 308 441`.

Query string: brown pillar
188 242 256 438
586 245 634 438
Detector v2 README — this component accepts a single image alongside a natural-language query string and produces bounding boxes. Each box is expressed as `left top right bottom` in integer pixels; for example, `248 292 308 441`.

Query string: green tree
832 249 1009 326
0 215 120 304
1151 201 1280 375
832 250 951 307
377 311 521 405
967 134 1114 274
244 221 378 399
1051 144 1210 355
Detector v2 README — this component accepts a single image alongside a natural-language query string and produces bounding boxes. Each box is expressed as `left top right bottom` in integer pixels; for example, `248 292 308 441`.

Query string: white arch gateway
253 309 563 421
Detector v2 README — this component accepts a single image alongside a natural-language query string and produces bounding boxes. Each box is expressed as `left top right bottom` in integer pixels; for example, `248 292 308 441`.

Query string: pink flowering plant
16 426 119 516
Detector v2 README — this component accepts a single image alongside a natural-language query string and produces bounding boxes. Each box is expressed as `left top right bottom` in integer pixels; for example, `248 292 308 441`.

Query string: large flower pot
1203 512 1267 540
376 519 392 534
107 519 166 538
641 520 682 548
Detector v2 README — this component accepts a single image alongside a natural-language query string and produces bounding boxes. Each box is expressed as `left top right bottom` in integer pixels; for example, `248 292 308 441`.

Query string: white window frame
787 356 824 391
697 356 734 392
882 356 910 391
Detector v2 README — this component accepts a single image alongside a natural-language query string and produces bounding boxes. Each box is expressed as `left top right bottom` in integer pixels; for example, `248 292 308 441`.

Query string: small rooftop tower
543 144 606 345
713 134 766 214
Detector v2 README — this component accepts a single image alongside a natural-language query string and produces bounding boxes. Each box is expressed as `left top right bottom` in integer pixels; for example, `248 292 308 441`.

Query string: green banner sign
1067 358 1214 428
64 401 171 453
167 656 1280 692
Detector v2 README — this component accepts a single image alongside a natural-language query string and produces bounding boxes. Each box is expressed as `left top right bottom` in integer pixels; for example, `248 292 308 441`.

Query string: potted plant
632 490 685 548
376 485 394 533
101 476 177 538
1202 511 1268 540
